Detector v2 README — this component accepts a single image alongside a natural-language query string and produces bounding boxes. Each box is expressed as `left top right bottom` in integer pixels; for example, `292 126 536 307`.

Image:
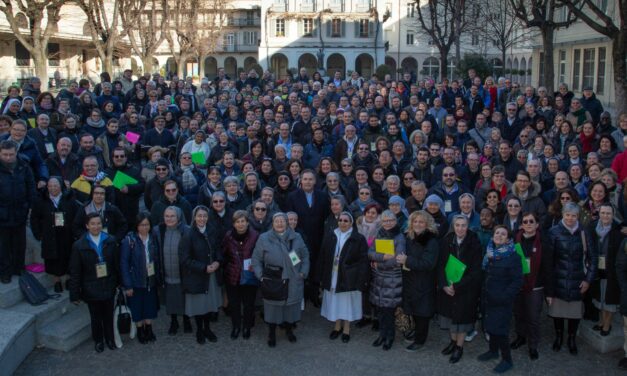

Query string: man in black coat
105 147 145 229
498 103 523 144
492 140 524 183
286 169 330 306
0 140 36 283
45 137 82 187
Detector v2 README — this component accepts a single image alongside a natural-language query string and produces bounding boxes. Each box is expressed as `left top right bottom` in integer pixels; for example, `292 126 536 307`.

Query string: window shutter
312 20 318 37
284 20 289 37
298 20 304 36
341 20 345 37
271 19 276 37
369 21 374 37
326 20 331 37
354 20 359 37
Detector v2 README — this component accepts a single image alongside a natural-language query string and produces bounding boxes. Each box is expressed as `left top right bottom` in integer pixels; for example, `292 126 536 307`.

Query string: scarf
515 230 542 293
483 239 516 270
560 219 579 235
595 221 611 239
86 117 105 128
579 131 596 154
571 107 587 125
180 165 198 191
82 171 107 184
85 200 106 216
359 218 380 245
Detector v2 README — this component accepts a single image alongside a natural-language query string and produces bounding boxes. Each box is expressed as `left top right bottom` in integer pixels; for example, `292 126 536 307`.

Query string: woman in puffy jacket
546 202 597 355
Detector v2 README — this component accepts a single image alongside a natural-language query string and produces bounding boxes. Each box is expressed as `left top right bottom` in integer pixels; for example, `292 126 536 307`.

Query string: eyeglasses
522 219 535 224
560 196 571 201
430 148 440 152
443 173 455 177
507 108 516 112
404 177 414 181
155 167 167 171
508 204 520 208
181 156 191 159
113 155 126 159
358 147 369 151
359 192 370 195
254 207 267 211
165 188 177 193
520 135 528 138
212 200 225 203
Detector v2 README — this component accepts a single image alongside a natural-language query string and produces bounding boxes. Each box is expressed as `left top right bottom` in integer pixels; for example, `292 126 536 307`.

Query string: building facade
258 0 387 80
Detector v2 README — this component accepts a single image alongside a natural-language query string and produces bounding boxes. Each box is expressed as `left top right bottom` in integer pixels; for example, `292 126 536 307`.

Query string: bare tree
476 0 533 76
414 0 470 80
510 0 576 93
0 0 66 89
165 0 200 78
119 0 169 75
557 0 626 115
196 0 229 75
77 0 123 74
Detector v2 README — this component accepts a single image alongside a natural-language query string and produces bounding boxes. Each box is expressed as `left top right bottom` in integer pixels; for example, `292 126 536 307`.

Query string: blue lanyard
87 234 107 262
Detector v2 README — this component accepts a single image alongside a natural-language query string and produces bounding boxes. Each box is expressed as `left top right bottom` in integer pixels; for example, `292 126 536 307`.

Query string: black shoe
204 328 217 343
618 357 627 370
441 340 456 355
449 346 463 364
329 330 341 340
286 331 297 343
208 312 218 322
552 331 563 352
196 329 206 344
567 335 577 355
356 317 371 328
183 316 193 333
0 276 10 284
168 319 179 336
95 342 104 353
105 340 116 350
600 326 612 336
267 338 276 347
405 342 424 353
54 281 63 293
529 348 539 360
341 334 350 343
146 324 156 342
230 327 240 340
592 324 603 331
477 350 499 362
372 336 385 347
242 328 251 340
371 321 379 331
382 338 393 350
137 326 147 344
510 336 526 349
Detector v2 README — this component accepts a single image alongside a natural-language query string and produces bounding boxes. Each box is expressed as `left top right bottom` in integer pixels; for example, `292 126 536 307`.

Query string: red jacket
611 150 627 183
221 228 259 286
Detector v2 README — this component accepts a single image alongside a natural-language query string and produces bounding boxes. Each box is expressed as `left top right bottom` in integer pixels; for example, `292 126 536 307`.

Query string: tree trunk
102 55 113 76
32 50 49 91
141 55 155 75
440 49 449 81
541 26 555 94
501 49 507 79
612 31 626 116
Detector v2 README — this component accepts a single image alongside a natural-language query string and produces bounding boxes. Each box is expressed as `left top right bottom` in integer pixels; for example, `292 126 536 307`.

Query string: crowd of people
1 65 627 373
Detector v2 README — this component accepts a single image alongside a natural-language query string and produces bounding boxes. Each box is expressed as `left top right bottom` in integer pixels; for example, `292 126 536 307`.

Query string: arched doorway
184 57 198 78
527 57 532 85
271 53 289 80
355 54 374 78
401 57 418 75
166 57 178 78
421 57 439 79
520 57 527 86
224 57 237 78
491 58 503 77
204 57 218 79
513 58 519 82
385 56 397 79
244 57 258 73
326 53 346 79
298 53 318 76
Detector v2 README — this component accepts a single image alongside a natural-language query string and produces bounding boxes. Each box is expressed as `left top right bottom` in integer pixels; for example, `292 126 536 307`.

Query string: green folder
445 254 466 285
112 171 138 190
191 152 206 165
515 243 531 275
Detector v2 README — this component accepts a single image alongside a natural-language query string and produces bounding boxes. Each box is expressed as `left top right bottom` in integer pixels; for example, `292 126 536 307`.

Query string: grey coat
368 230 406 308
252 228 310 306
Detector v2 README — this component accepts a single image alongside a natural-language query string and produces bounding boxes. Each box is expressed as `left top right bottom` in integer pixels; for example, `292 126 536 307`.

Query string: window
407 3 415 17
427 38 434 46
558 50 566 84
47 43 60 67
15 41 30 67
539 53 545 85
358 19 369 38
572 49 580 91
330 18 342 37
303 18 314 36
597 47 606 95
582 48 595 90
356 0 370 10
471 33 479 46
406 33 414 45
243 31 259 45
275 19 286 37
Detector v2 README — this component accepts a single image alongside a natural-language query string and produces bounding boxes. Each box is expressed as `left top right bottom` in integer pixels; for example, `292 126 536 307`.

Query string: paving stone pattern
15 305 625 376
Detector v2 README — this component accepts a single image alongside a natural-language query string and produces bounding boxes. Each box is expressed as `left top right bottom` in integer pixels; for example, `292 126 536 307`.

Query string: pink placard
126 131 140 144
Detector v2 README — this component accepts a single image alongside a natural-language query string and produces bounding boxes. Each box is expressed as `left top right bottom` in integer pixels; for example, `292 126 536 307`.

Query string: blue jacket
482 250 523 336
303 140 334 169
1 134 49 182
120 232 161 289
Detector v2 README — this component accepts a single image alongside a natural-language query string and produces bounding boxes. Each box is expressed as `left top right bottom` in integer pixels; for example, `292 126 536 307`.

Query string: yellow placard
375 239 395 255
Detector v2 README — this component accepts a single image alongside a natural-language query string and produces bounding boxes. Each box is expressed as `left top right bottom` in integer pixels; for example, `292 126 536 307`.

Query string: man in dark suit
286 169 330 306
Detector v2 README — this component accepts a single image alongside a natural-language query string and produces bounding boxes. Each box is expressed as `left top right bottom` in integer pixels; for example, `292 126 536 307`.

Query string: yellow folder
375 239 395 255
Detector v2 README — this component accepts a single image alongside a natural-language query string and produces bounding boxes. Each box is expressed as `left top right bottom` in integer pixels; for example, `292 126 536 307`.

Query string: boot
168 315 179 336
146 324 156 342
441 340 456 355
195 317 205 344
552 330 563 352
204 316 217 342
268 324 277 347
567 334 578 355
285 323 297 343
449 345 463 364
137 326 146 344
183 315 193 333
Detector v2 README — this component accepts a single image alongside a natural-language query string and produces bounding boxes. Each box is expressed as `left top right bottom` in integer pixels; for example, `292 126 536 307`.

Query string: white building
258 0 387 79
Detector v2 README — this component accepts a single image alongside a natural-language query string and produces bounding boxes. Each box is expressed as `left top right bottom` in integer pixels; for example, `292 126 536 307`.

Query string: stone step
0 272 54 309
579 315 624 354
38 304 91 352
10 290 78 334
0 309 36 376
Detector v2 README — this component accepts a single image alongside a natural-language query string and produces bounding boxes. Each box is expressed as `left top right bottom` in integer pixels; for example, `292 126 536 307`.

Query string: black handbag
19 272 60 306
260 265 288 301
116 288 132 334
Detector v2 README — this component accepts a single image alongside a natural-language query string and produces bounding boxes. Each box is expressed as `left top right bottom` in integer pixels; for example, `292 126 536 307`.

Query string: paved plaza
15 304 624 376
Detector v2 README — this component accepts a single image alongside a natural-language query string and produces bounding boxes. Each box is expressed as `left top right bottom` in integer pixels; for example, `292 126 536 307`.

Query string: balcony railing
270 2 288 12
354 2 371 12
222 43 258 52
226 18 260 27
299 3 316 12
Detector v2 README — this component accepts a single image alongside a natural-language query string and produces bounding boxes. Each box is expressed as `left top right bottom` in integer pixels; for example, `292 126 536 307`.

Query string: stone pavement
15 305 625 376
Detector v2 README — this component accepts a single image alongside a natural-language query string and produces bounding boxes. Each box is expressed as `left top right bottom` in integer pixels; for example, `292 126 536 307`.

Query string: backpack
19 272 60 306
